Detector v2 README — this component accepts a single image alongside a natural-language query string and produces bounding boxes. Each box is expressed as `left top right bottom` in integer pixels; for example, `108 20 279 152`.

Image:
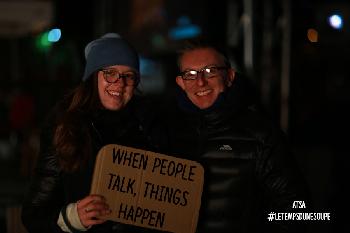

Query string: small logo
219 145 233 151
292 201 306 209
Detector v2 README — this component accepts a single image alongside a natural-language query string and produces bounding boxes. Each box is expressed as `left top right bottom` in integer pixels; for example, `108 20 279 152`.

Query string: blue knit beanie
83 33 139 81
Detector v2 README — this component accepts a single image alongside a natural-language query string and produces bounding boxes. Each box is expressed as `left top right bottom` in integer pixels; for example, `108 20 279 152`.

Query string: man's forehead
180 48 225 69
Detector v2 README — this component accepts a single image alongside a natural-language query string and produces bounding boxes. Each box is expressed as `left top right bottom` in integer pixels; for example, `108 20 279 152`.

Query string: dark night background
0 0 348 232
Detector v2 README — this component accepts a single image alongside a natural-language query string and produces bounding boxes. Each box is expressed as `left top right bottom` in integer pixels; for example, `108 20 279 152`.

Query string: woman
21 33 163 233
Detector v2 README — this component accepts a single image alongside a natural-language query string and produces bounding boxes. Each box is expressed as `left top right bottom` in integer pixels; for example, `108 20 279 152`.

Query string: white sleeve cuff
57 203 88 232
57 211 71 233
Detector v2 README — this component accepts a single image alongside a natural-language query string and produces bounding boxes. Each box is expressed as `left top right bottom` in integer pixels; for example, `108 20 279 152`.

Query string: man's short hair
176 38 231 70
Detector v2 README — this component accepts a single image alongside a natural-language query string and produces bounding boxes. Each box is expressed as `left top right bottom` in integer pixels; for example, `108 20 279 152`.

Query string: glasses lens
203 67 220 78
182 70 198 80
103 70 117 83
120 72 137 85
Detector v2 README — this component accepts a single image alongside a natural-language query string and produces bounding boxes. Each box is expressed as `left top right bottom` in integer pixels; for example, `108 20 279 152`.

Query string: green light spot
35 31 52 52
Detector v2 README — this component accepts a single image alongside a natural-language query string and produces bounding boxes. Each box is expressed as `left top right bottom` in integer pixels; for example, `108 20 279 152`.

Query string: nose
114 77 125 86
196 73 207 86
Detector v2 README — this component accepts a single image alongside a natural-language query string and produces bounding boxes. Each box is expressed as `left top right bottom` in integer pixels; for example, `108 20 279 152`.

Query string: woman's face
97 65 138 111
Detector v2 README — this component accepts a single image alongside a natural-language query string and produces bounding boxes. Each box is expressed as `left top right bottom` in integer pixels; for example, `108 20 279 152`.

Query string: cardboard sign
90 144 204 233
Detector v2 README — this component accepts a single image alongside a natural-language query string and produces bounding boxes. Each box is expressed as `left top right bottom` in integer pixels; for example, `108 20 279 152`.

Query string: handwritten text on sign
90 144 204 233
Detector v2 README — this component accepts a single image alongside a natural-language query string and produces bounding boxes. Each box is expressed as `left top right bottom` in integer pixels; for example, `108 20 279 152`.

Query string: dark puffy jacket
164 77 309 233
21 96 165 233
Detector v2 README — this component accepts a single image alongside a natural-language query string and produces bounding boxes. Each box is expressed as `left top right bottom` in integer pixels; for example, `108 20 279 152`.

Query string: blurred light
151 34 166 49
307 28 318 43
169 26 201 40
35 28 61 52
139 57 166 94
48 28 61 42
36 31 51 52
328 14 343 29
169 15 201 40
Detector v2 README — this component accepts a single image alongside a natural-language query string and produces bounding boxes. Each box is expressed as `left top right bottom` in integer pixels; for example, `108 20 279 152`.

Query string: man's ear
226 68 236 87
176 76 185 90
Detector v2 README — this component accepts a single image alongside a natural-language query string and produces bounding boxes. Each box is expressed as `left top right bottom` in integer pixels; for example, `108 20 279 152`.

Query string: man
164 40 308 233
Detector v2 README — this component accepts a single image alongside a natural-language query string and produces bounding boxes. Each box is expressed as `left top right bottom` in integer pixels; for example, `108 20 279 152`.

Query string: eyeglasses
100 69 139 86
180 65 228 81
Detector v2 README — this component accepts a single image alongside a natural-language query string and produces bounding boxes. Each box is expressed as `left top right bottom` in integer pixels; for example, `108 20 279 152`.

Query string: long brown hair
53 74 100 172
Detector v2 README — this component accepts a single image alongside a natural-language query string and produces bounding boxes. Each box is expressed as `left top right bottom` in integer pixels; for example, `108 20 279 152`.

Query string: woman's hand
76 194 112 228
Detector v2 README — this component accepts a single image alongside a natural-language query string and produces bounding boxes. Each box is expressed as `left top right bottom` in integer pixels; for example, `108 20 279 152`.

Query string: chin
194 103 211 110
194 99 216 109
192 96 216 109
103 103 123 111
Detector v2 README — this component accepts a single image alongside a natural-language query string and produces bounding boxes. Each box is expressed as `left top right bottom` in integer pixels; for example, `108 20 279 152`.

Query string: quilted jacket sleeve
256 127 310 233
21 117 66 233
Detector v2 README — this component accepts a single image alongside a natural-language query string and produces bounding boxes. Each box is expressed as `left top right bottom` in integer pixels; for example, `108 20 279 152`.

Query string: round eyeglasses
100 69 139 86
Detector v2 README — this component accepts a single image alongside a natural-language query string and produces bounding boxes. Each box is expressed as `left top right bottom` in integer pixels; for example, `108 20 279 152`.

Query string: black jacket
164 77 309 233
21 96 165 233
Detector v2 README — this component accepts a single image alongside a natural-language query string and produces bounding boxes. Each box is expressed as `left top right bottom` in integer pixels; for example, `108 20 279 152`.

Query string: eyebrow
102 68 137 73
182 64 225 71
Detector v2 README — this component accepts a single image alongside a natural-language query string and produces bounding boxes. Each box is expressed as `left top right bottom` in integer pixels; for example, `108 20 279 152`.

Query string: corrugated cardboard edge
90 146 106 194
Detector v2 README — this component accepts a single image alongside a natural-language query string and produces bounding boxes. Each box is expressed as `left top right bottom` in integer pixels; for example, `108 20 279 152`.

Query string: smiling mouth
196 89 212 96
107 90 122 97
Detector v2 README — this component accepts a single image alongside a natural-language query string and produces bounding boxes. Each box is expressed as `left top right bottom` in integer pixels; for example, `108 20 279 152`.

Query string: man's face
98 65 137 111
176 48 235 109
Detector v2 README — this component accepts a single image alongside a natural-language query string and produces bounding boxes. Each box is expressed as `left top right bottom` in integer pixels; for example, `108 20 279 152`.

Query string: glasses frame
180 65 228 81
100 69 139 86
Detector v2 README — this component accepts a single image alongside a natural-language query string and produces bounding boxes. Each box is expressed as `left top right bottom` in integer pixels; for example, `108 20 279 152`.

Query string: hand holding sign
76 195 111 228
90 144 204 233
